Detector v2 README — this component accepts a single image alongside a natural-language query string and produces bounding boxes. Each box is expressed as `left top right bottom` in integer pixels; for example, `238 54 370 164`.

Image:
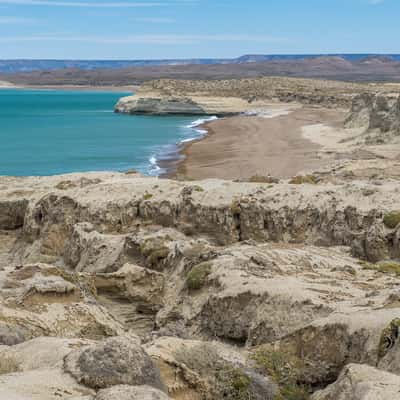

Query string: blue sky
0 0 398 59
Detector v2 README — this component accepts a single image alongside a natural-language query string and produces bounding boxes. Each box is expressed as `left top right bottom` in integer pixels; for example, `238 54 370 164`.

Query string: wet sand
168 107 345 180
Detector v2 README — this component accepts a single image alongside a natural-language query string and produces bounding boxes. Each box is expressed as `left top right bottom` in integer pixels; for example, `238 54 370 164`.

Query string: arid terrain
1 74 400 400
2 56 400 88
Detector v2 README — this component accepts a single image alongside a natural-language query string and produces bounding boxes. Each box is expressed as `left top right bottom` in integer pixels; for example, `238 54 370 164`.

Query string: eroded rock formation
1 169 400 399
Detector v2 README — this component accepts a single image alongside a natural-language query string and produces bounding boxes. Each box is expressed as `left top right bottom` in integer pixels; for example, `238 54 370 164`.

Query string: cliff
114 77 398 116
1 164 400 399
346 93 400 136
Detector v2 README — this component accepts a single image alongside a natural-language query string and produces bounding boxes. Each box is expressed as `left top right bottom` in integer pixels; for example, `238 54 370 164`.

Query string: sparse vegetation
377 262 400 276
231 200 241 215
248 175 279 184
289 175 317 185
142 192 153 200
0 356 21 375
361 260 400 276
252 346 310 400
174 344 256 400
192 185 205 192
186 262 213 290
383 212 400 229
215 366 253 400
139 238 170 268
124 169 138 175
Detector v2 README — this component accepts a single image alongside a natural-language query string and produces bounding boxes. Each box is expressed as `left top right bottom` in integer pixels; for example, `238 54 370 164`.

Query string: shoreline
152 116 219 177
161 106 346 180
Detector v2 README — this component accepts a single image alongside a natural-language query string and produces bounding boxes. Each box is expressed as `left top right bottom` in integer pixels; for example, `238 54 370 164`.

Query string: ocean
0 89 211 176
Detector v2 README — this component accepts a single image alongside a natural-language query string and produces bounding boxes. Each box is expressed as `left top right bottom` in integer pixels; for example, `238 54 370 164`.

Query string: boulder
311 364 400 400
64 335 165 390
0 323 28 346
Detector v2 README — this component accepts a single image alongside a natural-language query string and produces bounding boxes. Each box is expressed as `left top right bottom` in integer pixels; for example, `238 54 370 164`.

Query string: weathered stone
0 323 28 345
146 337 277 400
96 385 171 400
311 364 400 400
64 335 165 390
0 200 28 230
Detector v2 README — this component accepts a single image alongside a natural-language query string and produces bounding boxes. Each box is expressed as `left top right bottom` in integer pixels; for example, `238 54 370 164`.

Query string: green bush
377 262 400 276
252 347 309 400
361 261 400 277
383 212 400 229
139 238 170 268
248 175 279 184
289 175 317 185
186 262 213 290
142 192 153 200
174 344 255 400
215 366 253 400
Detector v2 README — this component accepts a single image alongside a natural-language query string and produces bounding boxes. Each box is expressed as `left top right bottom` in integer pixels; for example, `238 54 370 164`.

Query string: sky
0 0 398 59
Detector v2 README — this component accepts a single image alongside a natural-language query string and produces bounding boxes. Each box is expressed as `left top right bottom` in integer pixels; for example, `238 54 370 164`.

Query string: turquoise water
0 89 202 176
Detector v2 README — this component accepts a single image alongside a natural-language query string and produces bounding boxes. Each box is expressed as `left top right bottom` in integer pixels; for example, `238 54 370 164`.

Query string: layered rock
1 170 400 399
115 77 399 116
345 93 400 139
115 96 208 115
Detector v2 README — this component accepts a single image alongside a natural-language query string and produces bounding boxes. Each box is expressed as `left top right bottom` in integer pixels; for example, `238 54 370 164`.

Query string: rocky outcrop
4 173 400 264
1 170 400 399
345 93 400 138
115 76 390 115
116 77 400 117
115 96 207 115
311 364 400 400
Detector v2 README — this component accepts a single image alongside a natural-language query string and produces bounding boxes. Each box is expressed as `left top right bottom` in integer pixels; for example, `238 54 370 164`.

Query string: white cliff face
115 95 208 115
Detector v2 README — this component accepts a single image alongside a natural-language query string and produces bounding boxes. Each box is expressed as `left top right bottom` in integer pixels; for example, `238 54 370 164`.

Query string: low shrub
142 192 153 200
248 175 280 184
252 346 309 400
186 262 213 290
383 212 400 229
289 175 317 185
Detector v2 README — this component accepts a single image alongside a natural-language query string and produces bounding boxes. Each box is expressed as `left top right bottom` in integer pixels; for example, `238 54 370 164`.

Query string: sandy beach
169 107 346 180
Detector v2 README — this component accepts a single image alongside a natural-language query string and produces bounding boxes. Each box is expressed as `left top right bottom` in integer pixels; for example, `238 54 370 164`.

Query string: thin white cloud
0 34 286 45
131 17 175 23
0 16 35 23
0 0 172 7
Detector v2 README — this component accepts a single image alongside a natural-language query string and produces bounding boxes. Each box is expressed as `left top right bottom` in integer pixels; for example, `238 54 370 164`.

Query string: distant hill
1 54 400 73
2 54 400 86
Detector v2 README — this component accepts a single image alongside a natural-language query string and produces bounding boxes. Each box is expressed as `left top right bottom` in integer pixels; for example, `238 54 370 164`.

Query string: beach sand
169 107 346 180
